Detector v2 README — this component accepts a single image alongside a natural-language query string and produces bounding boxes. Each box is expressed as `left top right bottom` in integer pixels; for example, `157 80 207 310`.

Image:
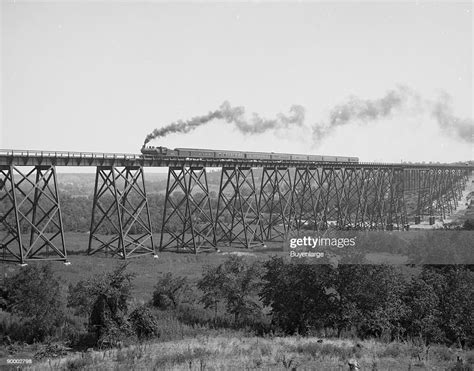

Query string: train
141 146 359 163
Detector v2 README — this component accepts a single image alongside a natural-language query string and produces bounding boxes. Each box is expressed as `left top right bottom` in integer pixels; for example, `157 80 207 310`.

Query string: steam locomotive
141 146 359 163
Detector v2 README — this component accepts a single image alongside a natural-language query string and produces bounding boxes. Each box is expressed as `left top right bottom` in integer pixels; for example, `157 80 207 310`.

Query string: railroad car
246 151 272 160
141 146 359 163
308 155 324 162
292 154 309 161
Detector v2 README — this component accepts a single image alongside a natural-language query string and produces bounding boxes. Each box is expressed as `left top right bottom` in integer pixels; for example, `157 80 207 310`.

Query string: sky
1 1 472 165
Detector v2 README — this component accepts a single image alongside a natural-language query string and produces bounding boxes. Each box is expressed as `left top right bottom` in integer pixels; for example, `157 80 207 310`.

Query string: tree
4 264 65 342
333 265 406 340
68 264 136 347
198 256 263 323
152 273 191 309
401 276 443 344
260 257 335 335
422 266 474 347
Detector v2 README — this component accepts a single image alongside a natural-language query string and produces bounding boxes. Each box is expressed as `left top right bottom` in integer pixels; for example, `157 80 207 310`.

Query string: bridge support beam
159 167 215 253
259 167 294 241
386 168 406 230
353 167 406 230
0 165 67 263
215 167 263 248
291 166 406 232
291 167 316 232
415 168 467 224
88 166 155 258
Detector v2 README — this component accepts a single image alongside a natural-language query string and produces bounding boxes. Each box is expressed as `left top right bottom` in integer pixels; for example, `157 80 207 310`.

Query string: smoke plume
143 102 305 145
312 86 473 144
431 92 473 143
312 85 418 142
143 87 472 146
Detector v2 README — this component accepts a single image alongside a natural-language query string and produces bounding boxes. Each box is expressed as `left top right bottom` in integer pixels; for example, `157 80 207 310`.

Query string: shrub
97 318 134 348
462 219 474 230
67 263 136 348
129 305 160 340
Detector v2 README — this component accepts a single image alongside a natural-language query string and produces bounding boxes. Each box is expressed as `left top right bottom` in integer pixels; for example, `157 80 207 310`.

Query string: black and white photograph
1 0 473 369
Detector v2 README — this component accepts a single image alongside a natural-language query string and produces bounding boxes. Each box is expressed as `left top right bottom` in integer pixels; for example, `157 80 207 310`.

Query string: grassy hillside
26 335 474 370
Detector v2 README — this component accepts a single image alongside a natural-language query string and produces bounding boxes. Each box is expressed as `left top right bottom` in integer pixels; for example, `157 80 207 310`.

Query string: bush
97 318 134 348
67 263 136 348
129 305 160 340
462 219 474 230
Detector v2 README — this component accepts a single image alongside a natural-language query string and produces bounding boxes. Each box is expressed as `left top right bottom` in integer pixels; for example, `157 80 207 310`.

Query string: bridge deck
0 149 472 169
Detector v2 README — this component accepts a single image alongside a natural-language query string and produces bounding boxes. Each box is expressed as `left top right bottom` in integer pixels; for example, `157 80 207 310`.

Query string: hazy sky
1 1 472 163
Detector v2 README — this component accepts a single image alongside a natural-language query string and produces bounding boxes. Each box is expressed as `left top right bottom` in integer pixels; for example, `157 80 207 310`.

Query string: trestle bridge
0 149 472 263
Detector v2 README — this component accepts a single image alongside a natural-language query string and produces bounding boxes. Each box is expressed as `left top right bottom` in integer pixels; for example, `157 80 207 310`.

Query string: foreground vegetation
1 253 473 370
27 336 474 370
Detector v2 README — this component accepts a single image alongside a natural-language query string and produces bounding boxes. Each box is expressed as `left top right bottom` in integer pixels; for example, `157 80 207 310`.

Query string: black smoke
143 102 305 145
143 87 472 146
312 86 418 143
431 92 473 143
312 87 473 144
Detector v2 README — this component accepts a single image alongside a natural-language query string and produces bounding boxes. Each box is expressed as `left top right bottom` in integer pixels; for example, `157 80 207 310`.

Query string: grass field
1 232 273 302
23 335 474 370
1 229 473 301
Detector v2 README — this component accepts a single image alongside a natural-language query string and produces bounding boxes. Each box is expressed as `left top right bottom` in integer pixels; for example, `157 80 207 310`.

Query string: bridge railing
0 149 472 170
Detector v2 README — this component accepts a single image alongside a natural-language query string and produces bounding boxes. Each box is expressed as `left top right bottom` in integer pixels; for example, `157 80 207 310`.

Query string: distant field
2 229 473 302
1 232 276 302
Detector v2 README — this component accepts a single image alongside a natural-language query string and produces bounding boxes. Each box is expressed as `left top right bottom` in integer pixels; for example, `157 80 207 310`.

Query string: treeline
4 192 474 235
1 259 473 351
